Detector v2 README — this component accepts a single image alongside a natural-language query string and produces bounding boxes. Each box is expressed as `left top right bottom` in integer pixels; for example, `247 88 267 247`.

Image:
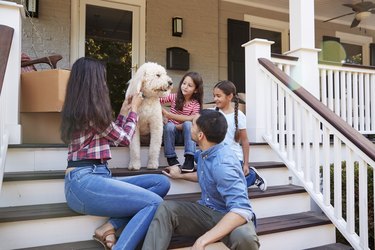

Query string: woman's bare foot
94 222 116 249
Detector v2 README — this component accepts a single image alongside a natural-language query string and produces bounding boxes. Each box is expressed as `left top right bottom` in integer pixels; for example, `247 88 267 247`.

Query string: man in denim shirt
142 109 259 250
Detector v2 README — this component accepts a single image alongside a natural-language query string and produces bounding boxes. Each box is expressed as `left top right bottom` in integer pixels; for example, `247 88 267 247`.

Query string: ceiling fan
323 0 375 28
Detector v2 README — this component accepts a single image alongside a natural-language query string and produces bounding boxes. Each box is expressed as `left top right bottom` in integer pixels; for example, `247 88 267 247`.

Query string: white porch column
0 1 23 144
286 0 320 98
243 38 274 142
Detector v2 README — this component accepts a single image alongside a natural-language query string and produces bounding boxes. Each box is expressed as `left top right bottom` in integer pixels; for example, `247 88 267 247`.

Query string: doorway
72 0 145 115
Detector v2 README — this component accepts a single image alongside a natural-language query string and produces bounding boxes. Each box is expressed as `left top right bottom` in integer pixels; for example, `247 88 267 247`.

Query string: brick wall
15 0 71 70
146 0 219 103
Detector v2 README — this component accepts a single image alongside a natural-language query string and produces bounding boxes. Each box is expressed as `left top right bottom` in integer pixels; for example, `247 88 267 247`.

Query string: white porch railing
259 58 374 250
0 82 9 194
318 64 375 134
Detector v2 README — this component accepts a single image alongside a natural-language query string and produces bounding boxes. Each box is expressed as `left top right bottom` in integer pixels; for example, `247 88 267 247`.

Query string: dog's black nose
168 81 173 86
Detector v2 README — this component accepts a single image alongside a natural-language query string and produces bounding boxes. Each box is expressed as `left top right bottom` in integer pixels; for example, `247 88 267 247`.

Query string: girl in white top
213 80 267 191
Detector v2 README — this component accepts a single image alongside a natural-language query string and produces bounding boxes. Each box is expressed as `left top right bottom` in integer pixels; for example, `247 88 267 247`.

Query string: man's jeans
64 164 170 250
163 121 196 158
142 200 260 250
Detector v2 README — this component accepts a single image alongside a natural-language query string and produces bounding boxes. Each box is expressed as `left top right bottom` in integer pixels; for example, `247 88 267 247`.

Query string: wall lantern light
26 0 39 18
172 17 183 37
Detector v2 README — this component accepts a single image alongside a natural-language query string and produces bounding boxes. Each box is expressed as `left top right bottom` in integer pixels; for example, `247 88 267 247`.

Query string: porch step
0 162 291 207
0 185 307 223
305 242 354 250
9 210 331 250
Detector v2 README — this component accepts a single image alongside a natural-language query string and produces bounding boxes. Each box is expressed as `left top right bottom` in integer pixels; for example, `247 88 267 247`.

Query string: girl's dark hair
214 80 240 142
175 72 204 111
61 57 113 143
197 109 227 143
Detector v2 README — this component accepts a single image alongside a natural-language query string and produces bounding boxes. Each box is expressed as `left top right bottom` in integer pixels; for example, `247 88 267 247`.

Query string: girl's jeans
64 164 170 250
163 121 196 158
240 160 256 187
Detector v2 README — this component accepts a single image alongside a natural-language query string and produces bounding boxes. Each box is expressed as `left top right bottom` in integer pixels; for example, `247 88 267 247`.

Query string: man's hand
191 236 208 250
162 165 182 179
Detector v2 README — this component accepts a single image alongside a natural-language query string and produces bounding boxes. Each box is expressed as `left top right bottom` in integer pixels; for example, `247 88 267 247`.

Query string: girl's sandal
93 228 116 250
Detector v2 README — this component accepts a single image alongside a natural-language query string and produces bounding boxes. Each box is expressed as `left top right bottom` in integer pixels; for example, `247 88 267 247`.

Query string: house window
244 14 289 53
336 31 373 65
250 27 282 54
341 42 362 65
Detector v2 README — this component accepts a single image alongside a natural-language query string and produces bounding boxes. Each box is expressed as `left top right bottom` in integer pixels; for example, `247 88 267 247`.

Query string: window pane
251 27 282 54
341 42 362 65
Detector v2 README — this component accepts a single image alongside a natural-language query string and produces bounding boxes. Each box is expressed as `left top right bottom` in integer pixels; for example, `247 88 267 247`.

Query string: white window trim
244 14 289 53
336 31 373 65
70 0 145 69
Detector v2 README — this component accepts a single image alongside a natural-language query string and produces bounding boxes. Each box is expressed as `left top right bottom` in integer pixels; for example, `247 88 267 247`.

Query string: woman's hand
130 92 144 113
120 95 132 116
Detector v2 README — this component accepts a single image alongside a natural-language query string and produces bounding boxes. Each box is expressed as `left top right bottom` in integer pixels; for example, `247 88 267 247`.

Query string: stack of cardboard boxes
20 69 70 144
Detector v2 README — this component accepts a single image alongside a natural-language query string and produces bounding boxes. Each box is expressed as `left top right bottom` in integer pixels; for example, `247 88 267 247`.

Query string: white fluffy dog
125 62 173 170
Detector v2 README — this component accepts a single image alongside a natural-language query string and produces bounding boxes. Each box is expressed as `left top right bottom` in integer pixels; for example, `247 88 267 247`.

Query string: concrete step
0 199 332 250
0 162 290 207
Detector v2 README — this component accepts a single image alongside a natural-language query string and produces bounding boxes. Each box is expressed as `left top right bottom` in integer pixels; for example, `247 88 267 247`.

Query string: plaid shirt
67 111 138 162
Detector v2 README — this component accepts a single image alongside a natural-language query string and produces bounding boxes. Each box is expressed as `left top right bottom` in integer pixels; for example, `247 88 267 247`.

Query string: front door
78 0 143 115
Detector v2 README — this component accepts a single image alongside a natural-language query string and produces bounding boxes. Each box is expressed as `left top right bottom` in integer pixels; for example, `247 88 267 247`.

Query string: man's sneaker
167 157 180 167
250 166 267 191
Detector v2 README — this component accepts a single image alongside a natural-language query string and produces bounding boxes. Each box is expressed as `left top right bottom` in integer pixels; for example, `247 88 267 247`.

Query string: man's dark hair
196 109 227 143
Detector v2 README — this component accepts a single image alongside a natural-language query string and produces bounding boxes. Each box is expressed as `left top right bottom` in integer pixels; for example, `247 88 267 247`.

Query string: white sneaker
250 167 267 191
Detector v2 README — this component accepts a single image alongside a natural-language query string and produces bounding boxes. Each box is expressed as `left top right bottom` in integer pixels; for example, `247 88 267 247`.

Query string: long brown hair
60 57 113 143
214 80 240 142
175 72 204 111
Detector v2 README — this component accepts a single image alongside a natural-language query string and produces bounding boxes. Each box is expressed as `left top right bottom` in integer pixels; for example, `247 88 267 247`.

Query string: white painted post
0 1 24 144
286 0 320 98
242 38 274 142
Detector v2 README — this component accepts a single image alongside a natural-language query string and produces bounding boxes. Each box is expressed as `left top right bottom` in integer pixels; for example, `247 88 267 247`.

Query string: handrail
258 57 374 250
259 58 375 161
0 24 14 95
0 24 13 193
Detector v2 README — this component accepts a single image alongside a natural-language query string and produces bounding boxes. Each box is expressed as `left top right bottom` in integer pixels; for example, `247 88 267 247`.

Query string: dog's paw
146 163 159 169
128 163 141 171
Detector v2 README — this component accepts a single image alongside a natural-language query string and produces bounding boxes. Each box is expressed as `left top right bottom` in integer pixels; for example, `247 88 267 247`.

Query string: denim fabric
163 121 196 158
64 164 170 250
239 160 256 187
196 143 254 222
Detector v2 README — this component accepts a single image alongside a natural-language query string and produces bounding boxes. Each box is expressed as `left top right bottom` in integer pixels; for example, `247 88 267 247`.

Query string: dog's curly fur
125 62 173 170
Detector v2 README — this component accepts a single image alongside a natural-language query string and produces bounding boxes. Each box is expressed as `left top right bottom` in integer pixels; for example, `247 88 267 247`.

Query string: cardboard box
20 112 63 144
21 69 70 112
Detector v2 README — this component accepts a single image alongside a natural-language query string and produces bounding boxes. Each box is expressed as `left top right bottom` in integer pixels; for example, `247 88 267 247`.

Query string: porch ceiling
232 0 375 30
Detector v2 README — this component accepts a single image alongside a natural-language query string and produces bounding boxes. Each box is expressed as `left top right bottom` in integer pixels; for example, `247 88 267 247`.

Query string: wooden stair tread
3 161 285 182
14 211 331 250
0 185 305 223
256 211 331 235
304 242 354 250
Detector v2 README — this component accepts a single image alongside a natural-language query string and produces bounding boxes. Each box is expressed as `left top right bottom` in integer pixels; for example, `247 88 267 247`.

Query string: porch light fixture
25 0 39 18
172 17 183 37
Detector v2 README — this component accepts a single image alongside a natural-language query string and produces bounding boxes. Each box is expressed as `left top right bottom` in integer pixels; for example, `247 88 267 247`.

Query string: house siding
146 0 219 102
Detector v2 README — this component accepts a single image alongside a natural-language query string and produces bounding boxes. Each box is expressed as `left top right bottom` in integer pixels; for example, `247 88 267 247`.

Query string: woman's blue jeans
163 121 196 158
64 164 170 250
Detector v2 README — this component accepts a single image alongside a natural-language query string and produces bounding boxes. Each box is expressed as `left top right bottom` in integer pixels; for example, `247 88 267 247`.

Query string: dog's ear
125 64 146 98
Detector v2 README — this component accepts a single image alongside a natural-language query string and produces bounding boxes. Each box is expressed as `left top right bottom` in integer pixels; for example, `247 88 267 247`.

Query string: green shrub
324 161 373 249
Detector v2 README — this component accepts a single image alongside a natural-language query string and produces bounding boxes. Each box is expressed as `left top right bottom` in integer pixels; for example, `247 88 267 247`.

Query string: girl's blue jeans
64 164 170 250
163 121 196 158
239 160 256 187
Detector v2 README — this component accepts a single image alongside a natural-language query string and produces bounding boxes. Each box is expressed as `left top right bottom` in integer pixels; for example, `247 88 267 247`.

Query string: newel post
243 38 274 142
0 1 24 144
